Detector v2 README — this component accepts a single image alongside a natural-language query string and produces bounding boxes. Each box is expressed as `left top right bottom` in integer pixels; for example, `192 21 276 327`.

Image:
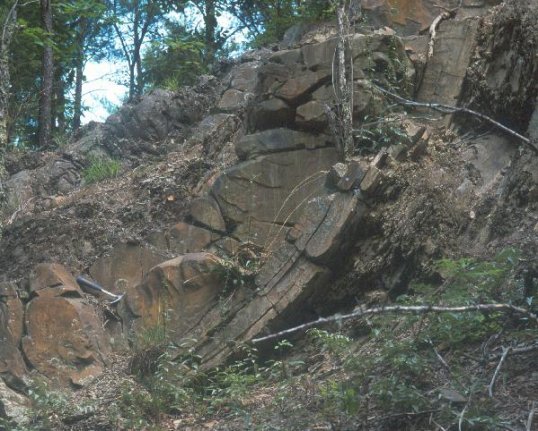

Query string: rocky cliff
1 1 537 429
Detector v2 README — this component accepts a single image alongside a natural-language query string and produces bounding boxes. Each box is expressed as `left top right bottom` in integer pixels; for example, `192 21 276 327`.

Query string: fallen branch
251 303 538 344
371 83 538 153
527 401 536 431
428 0 461 58
489 343 538 361
488 346 510 398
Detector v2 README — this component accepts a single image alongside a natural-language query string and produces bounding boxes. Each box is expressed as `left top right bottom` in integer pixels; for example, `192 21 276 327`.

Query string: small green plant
82 157 121 184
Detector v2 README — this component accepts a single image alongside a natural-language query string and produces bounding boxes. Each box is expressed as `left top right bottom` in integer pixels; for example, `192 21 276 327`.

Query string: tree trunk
38 0 54 149
54 66 66 135
204 0 217 62
73 18 87 132
1 1 18 156
335 0 354 159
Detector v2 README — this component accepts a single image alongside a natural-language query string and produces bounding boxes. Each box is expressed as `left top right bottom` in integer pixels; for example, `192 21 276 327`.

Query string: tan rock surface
120 253 226 339
22 296 110 387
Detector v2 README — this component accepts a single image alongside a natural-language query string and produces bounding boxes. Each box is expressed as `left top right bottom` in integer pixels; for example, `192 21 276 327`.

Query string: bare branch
251 303 538 344
488 346 510 398
371 83 538 153
527 401 536 431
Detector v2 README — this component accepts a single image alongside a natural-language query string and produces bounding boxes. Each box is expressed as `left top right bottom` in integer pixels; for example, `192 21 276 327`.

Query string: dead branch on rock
488 346 510 398
428 0 462 58
489 343 538 360
251 303 538 344
371 83 538 153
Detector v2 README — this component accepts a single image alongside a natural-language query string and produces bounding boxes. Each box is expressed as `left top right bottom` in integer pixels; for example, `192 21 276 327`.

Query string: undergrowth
82 157 121 184
102 248 537 430
2 249 535 430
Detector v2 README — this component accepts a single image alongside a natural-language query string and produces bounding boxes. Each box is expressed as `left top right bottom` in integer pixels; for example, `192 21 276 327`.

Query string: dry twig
251 303 538 344
488 346 510 398
527 401 536 431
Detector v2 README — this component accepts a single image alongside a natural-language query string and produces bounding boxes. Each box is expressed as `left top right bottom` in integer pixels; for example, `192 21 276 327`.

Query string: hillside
1 1 537 430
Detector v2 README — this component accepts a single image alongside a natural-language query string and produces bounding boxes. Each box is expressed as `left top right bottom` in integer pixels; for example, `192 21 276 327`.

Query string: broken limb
488 346 510 398
251 303 538 344
371 83 538 153
428 0 462 58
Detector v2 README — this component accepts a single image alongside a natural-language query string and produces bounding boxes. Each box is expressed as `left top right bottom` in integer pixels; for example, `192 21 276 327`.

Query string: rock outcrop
1 3 537 426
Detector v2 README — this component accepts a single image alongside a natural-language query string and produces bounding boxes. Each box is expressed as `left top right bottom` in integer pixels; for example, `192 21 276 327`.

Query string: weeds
82 157 121 184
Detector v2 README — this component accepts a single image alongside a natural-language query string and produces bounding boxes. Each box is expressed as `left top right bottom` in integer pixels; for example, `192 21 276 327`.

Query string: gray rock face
190 196 227 232
211 147 339 231
236 128 333 160
418 19 479 108
106 76 221 143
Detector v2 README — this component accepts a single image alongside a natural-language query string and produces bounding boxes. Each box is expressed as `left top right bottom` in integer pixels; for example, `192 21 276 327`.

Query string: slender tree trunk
128 61 136 101
1 1 18 159
73 18 87 131
134 48 143 97
73 57 84 131
334 0 354 159
204 0 217 62
54 66 66 134
38 0 54 149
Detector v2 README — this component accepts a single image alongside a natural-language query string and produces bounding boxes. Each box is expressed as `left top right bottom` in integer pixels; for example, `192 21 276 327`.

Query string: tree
37 0 53 148
108 0 181 101
0 1 18 163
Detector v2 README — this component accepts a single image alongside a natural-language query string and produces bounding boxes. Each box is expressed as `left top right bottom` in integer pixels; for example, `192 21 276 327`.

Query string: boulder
190 196 227 232
268 48 303 66
229 61 262 93
119 253 226 338
236 128 332 160
22 296 111 387
301 38 338 72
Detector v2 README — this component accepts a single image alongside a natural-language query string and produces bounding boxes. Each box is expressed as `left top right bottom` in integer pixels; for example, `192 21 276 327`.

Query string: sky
82 61 126 123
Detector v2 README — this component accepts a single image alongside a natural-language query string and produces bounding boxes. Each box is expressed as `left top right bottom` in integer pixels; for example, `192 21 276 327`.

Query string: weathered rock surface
236 128 333 160
0 379 29 424
212 147 339 243
0 283 26 390
30 263 83 298
119 253 226 338
22 294 111 387
90 243 165 294
417 18 479 108
190 196 227 232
